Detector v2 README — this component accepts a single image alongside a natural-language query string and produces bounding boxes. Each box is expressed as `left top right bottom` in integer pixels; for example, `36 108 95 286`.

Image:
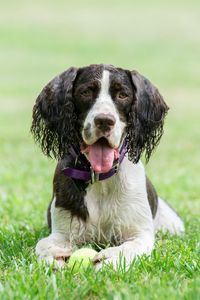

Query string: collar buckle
113 159 119 173
90 167 100 184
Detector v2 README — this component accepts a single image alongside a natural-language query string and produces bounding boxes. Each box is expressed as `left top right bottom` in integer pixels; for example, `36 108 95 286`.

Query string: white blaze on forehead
94 69 115 110
88 69 116 113
98 70 110 99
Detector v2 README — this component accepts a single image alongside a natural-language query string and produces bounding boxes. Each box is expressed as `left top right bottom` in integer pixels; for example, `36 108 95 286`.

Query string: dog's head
31 64 169 172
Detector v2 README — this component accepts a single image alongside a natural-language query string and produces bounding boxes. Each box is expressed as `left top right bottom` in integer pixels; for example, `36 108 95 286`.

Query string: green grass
0 0 200 299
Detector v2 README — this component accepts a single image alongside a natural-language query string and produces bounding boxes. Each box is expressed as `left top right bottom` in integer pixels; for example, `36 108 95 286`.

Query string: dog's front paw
93 246 132 271
36 234 72 269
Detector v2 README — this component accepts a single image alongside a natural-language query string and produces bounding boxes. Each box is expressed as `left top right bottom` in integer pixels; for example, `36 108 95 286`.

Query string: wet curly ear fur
126 70 169 163
31 67 79 159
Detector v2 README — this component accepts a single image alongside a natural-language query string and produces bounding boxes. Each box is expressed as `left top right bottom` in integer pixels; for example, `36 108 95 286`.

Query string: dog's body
31 64 184 270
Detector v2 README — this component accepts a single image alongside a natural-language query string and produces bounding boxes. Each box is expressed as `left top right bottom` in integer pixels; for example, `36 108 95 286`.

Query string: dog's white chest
86 181 123 224
80 159 149 244
67 159 151 246
84 183 129 244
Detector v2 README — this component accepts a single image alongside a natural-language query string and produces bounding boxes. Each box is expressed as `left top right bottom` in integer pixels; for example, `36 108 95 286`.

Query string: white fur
35 198 72 268
84 159 154 245
82 70 126 148
154 198 184 234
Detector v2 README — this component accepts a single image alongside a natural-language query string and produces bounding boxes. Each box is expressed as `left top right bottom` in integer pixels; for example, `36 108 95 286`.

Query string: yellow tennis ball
68 248 97 272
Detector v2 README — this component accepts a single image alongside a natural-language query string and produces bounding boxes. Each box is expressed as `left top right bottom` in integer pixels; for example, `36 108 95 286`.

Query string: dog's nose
94 113 116 132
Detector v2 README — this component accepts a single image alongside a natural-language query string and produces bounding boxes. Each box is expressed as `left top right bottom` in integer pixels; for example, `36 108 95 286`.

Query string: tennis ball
68 248 97 272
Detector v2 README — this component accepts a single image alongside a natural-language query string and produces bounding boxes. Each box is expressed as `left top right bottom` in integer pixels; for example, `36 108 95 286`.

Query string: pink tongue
88 139 115 173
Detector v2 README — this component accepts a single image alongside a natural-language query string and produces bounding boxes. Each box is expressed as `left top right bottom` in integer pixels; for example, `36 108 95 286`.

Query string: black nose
94 113 116 132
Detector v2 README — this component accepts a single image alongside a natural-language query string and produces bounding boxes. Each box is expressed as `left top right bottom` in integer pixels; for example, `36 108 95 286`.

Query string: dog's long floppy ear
127 70 169 163
31 67 78 159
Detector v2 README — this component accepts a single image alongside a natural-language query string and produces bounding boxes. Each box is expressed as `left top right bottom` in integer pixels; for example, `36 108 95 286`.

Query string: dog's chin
81 137 120 173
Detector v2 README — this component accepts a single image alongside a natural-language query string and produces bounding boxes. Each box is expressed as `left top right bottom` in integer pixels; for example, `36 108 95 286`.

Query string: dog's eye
117 92 128 100
80 89 92 97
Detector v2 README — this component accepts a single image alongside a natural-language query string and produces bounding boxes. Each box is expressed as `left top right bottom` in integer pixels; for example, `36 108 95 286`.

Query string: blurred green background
1 0 199 224
0 1 199 298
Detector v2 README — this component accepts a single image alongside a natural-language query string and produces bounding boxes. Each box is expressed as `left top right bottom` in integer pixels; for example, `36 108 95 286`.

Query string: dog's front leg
36 198 72 268
94 230 154 271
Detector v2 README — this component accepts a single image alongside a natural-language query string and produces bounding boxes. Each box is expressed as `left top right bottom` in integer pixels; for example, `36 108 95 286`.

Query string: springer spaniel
31 64 184 270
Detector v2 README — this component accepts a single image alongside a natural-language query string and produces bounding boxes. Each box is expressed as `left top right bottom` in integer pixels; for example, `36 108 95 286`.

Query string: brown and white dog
31 64 184 270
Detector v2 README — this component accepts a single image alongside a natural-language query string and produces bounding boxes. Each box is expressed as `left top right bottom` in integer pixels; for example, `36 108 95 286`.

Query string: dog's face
31 64 168 171
73 65 135 172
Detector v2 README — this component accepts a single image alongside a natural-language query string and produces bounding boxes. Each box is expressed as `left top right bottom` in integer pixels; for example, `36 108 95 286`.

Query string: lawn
0 0 200 299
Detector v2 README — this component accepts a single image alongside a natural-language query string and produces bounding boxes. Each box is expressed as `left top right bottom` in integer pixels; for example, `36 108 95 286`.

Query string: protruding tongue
87 138 118 173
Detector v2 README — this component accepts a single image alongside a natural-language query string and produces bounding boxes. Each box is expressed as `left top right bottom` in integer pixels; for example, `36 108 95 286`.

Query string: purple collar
62 140 127 184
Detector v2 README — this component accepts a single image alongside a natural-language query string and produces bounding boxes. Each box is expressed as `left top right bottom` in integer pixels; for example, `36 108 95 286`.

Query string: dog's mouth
81 137 119 173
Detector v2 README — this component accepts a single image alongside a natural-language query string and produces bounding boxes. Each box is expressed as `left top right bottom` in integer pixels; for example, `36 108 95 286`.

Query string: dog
31 64 184 270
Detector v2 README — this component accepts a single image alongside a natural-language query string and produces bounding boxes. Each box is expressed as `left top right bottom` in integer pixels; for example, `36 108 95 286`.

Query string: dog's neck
62 139 127 184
